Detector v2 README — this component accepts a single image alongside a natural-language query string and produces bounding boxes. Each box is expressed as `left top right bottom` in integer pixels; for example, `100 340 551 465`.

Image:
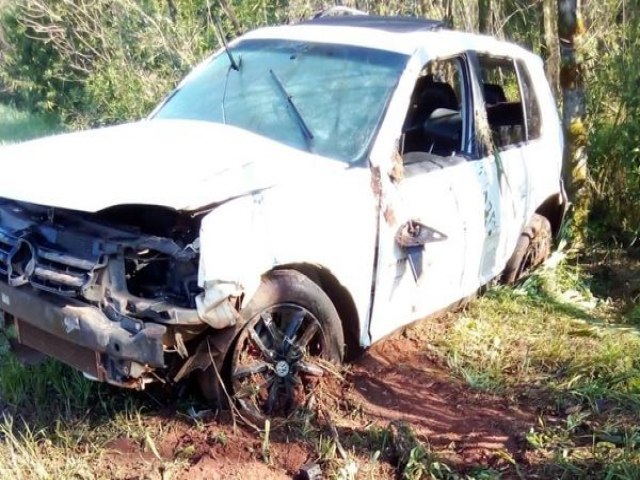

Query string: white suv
0 14 565 422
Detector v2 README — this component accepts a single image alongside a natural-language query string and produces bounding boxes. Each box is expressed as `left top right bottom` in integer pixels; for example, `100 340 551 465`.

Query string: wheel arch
270 262 363 361
534 191 567 238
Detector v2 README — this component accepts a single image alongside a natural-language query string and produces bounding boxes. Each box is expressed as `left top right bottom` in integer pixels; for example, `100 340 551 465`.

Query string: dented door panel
368 161 468 342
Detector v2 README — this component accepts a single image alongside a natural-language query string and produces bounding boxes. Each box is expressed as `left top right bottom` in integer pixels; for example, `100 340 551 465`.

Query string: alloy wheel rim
231 303 326 419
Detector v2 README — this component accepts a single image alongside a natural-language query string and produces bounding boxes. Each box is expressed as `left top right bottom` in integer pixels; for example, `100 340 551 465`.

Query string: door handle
395 220 447 282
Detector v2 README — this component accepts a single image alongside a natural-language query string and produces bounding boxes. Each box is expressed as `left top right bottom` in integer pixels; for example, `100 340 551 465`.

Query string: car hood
0 119 346 212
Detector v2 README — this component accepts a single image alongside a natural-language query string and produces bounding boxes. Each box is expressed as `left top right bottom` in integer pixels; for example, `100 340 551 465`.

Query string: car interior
483 82 525 147
401 75 463 160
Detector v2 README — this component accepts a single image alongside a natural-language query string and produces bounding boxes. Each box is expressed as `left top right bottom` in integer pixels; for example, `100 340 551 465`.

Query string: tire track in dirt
344 336 536 467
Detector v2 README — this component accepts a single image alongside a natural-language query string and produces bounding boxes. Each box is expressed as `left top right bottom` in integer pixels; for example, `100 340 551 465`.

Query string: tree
557 0 589 246
542 0 559 97
479 0 492 34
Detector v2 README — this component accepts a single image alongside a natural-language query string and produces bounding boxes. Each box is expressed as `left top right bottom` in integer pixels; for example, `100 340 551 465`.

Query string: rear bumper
0 280 166 384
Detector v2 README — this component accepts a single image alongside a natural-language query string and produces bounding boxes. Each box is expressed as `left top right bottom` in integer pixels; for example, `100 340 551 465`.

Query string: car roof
298 14 445 33
239 15 537 62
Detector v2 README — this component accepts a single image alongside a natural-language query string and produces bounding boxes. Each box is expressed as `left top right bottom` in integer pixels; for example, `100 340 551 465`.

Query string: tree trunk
444 0 454 28
543 0 560 97
479 0 492 34
557 0 589 246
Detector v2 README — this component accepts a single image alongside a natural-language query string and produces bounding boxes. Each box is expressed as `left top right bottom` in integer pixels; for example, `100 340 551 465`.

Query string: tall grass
0 339 181 478
420 255 640 410
0 104 63 143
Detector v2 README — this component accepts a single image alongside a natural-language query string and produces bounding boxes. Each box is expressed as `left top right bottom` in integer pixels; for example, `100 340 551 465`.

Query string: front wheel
230 270 344 425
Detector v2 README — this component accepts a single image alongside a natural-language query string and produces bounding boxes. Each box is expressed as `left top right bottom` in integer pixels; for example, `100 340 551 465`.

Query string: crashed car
0 14 564 422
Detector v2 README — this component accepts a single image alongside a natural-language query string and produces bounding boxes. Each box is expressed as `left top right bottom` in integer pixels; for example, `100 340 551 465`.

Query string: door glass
476 55 526 149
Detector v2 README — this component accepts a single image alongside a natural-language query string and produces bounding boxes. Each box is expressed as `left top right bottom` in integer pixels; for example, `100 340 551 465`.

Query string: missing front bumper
0 280 167 386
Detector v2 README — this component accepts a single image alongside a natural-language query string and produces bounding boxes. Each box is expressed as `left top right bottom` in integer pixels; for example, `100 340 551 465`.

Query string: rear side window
476 55 541 151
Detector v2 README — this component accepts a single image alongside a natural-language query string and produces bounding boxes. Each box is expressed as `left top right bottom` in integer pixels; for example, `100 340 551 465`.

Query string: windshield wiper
269 69 314 152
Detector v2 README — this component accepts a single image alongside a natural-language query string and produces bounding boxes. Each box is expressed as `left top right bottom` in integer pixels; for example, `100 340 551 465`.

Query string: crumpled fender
195 192 272 327
194 168 377 338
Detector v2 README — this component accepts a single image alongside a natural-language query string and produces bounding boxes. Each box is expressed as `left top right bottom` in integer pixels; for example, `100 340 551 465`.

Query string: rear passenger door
468 54 533 282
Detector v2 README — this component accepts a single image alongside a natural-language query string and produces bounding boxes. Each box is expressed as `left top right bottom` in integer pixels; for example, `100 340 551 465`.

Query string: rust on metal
15 318 102 379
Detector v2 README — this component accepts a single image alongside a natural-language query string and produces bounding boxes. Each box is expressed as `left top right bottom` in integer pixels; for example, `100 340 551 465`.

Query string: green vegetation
406 249 640 478
0 306 189 478
0 104 63 143
588 17 640 245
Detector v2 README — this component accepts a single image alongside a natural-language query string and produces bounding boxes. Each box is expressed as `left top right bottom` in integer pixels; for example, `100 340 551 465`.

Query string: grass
0 104 64 144
0 338 194 479
407 248 640 478
0 249 638 478
419 253 640 410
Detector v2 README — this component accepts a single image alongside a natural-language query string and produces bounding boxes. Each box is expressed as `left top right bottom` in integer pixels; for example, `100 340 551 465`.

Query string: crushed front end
0 199 233 389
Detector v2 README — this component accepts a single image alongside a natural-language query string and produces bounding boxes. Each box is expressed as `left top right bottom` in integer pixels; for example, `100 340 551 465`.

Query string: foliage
0 0 318 126
0 103 63 143
587 18 640 245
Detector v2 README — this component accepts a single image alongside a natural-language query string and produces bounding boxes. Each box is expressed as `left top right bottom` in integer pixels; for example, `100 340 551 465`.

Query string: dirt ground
348 337 535 467
99 332 539 480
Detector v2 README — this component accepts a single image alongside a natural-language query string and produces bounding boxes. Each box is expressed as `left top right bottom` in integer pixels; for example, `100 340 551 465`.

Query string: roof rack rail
301 15 445 33
313 6 368 19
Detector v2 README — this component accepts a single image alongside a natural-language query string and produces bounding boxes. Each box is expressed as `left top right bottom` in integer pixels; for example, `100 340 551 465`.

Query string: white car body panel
368 163 468 341
0 18 564 353
198 166 377 340
0 120 347 212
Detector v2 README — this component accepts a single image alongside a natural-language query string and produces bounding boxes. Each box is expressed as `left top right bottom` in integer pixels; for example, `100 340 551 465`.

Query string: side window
516 60 542 140
401 57 468 159
477 55 525 149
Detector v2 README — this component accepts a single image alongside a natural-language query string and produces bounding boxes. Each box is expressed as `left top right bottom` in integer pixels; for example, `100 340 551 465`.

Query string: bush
0 2 83 116
587 20 640 244
0 0 221 126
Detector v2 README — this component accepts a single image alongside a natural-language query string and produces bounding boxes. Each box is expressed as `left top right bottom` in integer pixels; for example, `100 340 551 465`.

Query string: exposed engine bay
0 199 202 318
0 198 229 388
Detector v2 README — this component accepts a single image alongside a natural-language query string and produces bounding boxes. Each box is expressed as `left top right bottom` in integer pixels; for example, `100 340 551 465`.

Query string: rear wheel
230 270 343 425
502 213 552 284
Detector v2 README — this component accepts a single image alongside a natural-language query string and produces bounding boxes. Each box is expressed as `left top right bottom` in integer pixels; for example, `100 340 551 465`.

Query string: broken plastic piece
195 281 241 329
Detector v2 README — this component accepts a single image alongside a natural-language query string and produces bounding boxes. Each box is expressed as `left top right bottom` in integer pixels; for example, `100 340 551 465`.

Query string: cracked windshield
154 39 408 163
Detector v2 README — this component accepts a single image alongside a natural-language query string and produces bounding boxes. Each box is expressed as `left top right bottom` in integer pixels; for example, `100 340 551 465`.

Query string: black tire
230 270 344 425
502 213 552 284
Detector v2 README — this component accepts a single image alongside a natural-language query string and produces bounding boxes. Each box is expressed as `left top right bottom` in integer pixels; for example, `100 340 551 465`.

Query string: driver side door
369 54 495 342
